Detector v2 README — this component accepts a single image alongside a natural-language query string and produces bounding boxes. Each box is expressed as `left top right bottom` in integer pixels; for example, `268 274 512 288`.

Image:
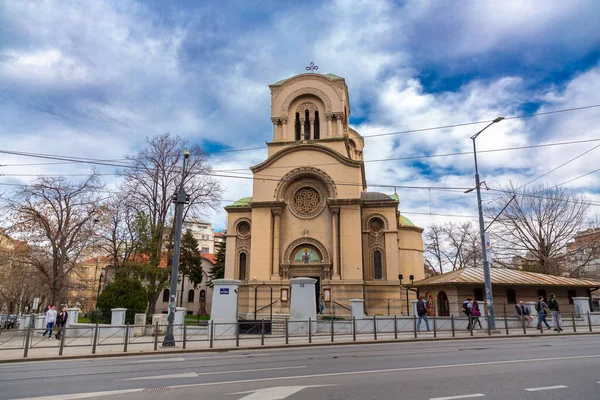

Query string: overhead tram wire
516 143 600 190
486 187 600 207
4 137 600 176
1 103 599 167
556 167 600 188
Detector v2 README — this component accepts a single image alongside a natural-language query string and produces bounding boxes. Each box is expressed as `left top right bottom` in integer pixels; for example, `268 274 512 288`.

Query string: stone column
35 315 45 330
66 308 79 327
327 115 334 138
336 114 343 137
281 117 288 141
300 117 306 140
310 118 315 140
271 208 282 280
271 118 279 141
331 206 340 280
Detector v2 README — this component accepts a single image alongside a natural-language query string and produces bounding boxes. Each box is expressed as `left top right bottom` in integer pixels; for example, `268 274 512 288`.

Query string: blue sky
1 0 600 230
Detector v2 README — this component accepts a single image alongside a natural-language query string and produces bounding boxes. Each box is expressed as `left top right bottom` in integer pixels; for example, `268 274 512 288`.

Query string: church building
224 72 424 317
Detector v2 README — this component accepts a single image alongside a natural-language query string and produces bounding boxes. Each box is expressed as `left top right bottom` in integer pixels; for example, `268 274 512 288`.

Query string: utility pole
162 150 190 347
468 117 504 330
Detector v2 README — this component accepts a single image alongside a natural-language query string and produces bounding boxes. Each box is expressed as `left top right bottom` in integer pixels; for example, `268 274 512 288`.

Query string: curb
2 330 599 364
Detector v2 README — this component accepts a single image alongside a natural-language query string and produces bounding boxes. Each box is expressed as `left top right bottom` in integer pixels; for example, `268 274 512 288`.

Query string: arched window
188 289 195 303
200 290 206 300
506 288 517 304
162 289 169 302
304 110 310 140
295 112 301 140
373 250 383 280
239 252 247 281
314 111 320 139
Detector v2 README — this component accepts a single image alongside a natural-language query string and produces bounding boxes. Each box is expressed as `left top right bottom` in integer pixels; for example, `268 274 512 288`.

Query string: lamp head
493 117 505 123
184 150 190 159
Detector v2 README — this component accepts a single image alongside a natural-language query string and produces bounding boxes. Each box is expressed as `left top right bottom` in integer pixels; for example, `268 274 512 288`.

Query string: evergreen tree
178 229 202 306
96 277 148 324
209 238 226 287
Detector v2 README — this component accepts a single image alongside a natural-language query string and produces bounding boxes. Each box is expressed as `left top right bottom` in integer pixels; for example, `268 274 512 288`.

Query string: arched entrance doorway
437 291 450 316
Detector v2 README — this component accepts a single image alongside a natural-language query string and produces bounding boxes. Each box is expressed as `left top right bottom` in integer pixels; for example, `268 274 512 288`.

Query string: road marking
230 385 335 400
121 366 306 380
13 354 600 400
525 385 568 391
9 388 144 400
131 357 185 363
430 394 485 400
123 372 199 381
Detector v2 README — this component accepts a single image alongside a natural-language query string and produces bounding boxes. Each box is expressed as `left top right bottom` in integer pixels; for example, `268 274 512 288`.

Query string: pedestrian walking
515 301 533 327
55 307 68 340
462 298 473 330
548 293 563 332
471 300 483 329
536 296 551 330
416 296 432 333
42 305 57 339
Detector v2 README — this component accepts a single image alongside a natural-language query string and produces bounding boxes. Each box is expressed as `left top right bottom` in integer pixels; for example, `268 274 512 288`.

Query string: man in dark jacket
55 307 69 340
548 293 563 332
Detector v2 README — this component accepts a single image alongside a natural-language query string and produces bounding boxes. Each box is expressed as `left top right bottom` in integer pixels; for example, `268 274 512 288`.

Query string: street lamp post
162 151 191 347
469 116 504 330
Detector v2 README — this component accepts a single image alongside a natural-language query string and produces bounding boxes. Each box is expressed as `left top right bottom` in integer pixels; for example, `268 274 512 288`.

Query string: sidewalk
1 326 597 363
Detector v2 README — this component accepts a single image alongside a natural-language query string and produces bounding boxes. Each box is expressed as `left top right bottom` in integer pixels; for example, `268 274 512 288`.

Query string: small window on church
374 250 383 280
188 289 195 303
295 112 301 140
162 289 170 302
314 111 320 139
239 252 247 280
304 110 310 140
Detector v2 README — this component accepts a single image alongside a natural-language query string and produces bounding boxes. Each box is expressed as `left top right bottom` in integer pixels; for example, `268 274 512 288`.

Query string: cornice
249 201 287 209
362 200 400 208
250 143 363 173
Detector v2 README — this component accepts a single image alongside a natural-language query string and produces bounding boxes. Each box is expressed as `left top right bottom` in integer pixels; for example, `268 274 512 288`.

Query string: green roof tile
230 197 252 207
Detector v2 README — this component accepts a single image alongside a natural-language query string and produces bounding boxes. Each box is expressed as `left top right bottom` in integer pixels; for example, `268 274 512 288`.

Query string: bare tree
0 233 47 314
3 173 104 304
94 195 140 267
486 183 594 275
424 222 481 274
424 224 445 275
118 133 222 315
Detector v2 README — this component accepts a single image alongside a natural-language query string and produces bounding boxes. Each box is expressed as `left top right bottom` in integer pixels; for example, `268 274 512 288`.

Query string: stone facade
224 73 424 317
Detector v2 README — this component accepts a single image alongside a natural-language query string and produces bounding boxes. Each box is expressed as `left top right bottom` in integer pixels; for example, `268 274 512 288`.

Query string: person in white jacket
42 305 57 339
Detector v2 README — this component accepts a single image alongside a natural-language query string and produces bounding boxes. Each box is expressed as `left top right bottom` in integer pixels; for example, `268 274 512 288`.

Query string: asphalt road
1 334 599 400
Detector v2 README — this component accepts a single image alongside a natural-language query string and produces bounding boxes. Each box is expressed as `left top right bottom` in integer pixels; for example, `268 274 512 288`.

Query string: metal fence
1 311 599 359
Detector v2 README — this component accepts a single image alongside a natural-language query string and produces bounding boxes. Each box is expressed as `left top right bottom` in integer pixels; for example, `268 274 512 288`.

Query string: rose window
237 222 250 236
293 187 321 215
370 218 384 233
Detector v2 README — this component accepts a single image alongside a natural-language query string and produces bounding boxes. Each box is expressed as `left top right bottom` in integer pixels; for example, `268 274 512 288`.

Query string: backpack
462 302 470 315
472 305 481 317
549 298 558 311
417 300 427 316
